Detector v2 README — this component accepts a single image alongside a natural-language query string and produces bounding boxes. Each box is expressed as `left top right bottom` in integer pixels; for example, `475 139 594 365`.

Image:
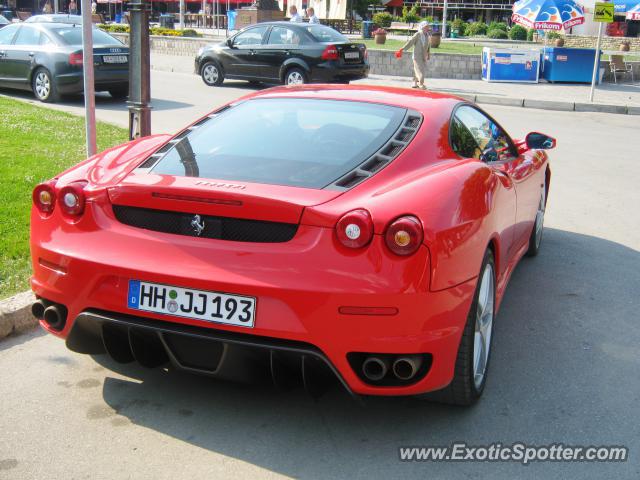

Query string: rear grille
112 205 298 243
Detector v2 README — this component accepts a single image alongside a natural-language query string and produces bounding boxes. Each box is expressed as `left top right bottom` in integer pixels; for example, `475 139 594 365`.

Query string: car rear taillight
33 181 57 215
384 216 423 256
363 47 368 60
68 51 83 66
58 181 87 217
336 209 374 249
321 45 339 61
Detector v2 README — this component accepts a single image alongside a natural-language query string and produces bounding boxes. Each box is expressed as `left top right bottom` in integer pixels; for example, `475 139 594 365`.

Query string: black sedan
195 22 369 86
0 22 128 102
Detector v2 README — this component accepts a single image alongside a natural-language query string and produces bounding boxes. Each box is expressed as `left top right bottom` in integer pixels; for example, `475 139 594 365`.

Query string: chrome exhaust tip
392 355 423 381
31 299 50 320
362 356 390 382
43 305 64 330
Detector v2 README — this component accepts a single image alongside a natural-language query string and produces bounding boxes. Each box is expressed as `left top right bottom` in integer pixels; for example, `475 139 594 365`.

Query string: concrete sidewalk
151 52 640 115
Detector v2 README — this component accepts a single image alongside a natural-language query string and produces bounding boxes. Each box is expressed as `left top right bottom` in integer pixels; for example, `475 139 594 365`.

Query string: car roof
25 14 83 24
244 84 464 120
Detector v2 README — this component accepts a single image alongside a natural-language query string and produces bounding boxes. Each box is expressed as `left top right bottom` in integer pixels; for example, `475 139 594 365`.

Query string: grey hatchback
0 22 128 102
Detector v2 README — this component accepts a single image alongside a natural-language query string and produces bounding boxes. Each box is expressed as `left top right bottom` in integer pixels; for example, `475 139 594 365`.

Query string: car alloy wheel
473 262 494 390
201 61 223 86
285 69 305 85
534 188 545 249
34 71 51 100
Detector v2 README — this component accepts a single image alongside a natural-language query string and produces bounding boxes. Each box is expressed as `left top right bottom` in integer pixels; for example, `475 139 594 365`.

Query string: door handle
249 50 256 55
29 52 35 57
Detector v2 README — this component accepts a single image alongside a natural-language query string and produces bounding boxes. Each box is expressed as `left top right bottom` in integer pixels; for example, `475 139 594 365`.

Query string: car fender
279 59 310 80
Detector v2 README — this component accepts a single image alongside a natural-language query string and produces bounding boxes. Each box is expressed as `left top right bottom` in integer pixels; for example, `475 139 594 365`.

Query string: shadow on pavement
89 227 639 478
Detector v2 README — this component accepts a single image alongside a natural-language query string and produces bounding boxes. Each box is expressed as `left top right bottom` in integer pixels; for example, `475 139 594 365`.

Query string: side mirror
226 38 234 48
525 132 556 150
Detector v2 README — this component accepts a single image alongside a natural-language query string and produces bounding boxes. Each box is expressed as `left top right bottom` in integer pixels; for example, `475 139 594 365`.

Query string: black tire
283 67 306 86
526 180 546 257
108 87 128 100
423 250 496 406
32 67 59 103
248 80 262 87
200 60 224 86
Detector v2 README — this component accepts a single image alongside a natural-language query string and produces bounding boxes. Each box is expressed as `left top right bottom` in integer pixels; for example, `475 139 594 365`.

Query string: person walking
306 6 319 24
68 0 77 14
395 21 432 89
42 0 52 13
289 5 302 22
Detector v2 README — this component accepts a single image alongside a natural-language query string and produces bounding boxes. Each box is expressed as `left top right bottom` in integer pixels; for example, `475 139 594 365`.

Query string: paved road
1 75 639 479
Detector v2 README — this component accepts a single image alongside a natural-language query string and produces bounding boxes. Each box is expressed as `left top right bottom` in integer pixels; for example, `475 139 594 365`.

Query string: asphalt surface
1 73 639 479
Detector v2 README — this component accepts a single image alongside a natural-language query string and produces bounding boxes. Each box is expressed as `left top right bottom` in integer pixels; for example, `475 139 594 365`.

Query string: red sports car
30 85 555 405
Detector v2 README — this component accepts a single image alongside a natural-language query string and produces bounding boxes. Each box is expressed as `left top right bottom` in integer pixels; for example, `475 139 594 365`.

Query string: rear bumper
310 62 370 83
55 70 129 94
31 200 476 396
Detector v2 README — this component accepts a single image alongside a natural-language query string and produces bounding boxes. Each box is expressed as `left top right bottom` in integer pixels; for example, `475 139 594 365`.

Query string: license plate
344 51 360 59
127 280 256 328
103 55 128 63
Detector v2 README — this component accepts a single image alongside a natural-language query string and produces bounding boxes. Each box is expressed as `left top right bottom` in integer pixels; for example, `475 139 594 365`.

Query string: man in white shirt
306 7 319 24
289 5 302 22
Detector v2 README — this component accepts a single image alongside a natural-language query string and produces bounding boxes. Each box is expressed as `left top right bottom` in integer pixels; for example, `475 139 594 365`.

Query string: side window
267 26 302 45
451 105 516 162
14 26 42 46
39 32 54 46
233 26 269 46
0 24 19 45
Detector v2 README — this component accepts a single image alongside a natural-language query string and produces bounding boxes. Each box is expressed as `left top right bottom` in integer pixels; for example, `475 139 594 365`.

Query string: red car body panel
30 85 550 396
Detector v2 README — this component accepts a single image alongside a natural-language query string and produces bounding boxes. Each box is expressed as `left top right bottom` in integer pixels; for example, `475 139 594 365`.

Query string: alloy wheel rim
203 65 218 84
35 72 50 99
534 188 545 248
473 263 494 390
287 71 304 85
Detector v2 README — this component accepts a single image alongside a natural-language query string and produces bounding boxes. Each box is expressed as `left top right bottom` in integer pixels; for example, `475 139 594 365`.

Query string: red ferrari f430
30 86 555 405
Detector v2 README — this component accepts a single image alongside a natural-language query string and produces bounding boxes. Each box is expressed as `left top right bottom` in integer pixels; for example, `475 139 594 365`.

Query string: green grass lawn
0 96 128 300
362 39 483 55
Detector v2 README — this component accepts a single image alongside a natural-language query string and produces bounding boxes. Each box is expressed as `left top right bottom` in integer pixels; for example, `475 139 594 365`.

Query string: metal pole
589 21 603 103
442 0 448 37
179 0 185 29
81 0 96 156
127 0 152 139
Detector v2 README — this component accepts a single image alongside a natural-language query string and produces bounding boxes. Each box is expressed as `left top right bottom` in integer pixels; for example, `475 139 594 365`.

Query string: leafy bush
487 29 508 39
401 5 421 23
181 29 199 37
509 24 527 40
466 22 488 36
98 23 130 33
98 23 201 37
546 31 562 40
372 12 393 28
527 28 534 41
451 18 466 36
488 21 508 32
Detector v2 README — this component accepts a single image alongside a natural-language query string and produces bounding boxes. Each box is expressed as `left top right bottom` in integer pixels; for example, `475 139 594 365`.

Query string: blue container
362 20 373 39
542 47 600 83
227 10 237 30
114 13 122 23
482 47 540 83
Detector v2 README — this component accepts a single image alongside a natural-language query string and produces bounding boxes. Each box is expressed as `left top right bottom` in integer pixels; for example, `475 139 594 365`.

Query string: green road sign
594 2 614 22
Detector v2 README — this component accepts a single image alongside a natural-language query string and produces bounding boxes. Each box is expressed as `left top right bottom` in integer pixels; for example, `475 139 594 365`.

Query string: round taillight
336 209 374 249
58 183 86 216
33 182 56 215
384 216 423 256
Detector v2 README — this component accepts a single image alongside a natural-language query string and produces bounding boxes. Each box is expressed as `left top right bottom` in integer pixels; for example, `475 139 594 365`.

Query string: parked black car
195 22 369 86
0 22 128 102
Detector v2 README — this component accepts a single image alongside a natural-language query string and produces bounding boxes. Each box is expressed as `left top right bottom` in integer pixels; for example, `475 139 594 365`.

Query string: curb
0 291 37 340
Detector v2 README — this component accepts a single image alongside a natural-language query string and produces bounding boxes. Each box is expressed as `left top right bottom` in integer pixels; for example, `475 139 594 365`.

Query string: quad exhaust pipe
362 356 390 381
31 299 51 320
360 354 424 383
392 355 423 381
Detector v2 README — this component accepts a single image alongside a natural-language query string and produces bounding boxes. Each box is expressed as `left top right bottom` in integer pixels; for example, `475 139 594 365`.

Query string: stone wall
112 33 483 79
562 35 640 52
368 50 481 79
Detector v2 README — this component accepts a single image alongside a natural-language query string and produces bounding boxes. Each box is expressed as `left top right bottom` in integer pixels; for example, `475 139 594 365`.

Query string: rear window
303 25 348 43
151 98 407 189
49 26 122 45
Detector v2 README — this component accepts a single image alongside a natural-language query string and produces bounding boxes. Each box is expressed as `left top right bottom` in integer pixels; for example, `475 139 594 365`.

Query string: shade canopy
627 3 640 19
512 0 585 31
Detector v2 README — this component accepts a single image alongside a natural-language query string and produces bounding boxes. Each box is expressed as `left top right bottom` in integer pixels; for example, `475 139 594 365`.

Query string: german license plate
103 55 128 63
127 280 256 328
344 51 359 59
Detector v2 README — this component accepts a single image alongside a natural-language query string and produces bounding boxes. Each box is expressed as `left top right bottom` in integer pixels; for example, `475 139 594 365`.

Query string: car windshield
151 98 407 189
49 26 122 45
303 25 348 43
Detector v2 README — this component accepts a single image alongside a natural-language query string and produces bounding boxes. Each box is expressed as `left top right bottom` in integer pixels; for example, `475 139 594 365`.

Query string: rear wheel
284 67 306 86
32 67 59 103
526 181 546 257
424 250 496 406
201 60 224 86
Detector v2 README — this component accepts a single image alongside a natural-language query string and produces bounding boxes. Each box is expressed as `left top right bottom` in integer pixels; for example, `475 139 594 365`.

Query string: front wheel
284 67 306 86
526 180 546 257
201 61 224 86
32 67 59 103
424 249 496 406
